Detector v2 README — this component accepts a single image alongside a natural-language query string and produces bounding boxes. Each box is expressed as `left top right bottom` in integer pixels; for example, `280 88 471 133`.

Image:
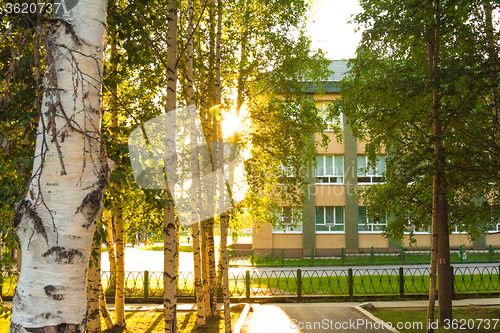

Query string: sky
307 0 364 60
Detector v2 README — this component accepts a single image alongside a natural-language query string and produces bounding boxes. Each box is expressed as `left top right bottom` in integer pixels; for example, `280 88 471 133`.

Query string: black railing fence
2 265 499 301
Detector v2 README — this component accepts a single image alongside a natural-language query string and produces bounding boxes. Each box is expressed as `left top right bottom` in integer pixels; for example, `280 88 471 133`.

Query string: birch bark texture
10 0 108 331
164 0 179 332
187 0 206 327
215 1 231 330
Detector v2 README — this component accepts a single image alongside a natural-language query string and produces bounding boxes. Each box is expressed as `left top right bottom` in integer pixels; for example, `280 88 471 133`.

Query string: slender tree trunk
164 1 179 332
207 218 217 316
427 0 452 324
87 237 101 333
187 0 206 327
206 0 219 317
215 2 231 330
114 195 126 327
104 211 117 293
427 219 438 332
9 0 108 331
108 26 125 326
201 221 211 314
100 283 114 330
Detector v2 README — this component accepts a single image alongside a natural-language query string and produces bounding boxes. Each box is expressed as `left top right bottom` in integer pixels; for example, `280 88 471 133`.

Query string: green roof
301 60 349 93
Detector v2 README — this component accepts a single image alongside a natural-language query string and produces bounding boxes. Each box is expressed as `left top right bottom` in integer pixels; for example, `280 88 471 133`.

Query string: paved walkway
238 298 500 333
240 303 393 333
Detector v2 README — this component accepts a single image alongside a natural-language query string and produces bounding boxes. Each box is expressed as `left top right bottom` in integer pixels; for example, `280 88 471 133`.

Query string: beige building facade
252 60 500 258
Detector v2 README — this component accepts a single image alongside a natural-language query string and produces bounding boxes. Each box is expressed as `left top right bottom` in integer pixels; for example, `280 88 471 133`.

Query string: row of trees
337 0 500 331
1 0 331 332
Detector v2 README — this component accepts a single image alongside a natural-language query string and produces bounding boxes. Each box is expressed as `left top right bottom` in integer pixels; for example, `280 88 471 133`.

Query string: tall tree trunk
9 0 108 331
87 237 101 333
427 218 438 332
164 1 179 332
108 26 126 327
114 195 126 327
427 0 452 323
206 0 219 317
215 1 231 331
187 0 207 327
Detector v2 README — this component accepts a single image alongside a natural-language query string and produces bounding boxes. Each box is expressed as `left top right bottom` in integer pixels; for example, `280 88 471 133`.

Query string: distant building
251 60 499 258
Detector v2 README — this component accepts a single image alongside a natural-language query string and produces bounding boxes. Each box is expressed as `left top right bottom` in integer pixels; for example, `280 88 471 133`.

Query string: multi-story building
251 60 500 258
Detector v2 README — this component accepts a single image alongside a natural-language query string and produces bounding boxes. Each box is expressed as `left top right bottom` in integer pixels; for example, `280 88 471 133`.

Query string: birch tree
186 0 206 327
164 0 179 332
9 0 109 331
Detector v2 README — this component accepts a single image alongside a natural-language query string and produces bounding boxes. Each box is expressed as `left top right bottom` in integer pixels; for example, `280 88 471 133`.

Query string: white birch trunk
164 1 178 332
10 0 108 331
188 0 206 327
216 2 231 331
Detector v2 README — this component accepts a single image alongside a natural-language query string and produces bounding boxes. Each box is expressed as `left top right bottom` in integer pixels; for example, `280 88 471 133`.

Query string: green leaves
341 0 500 241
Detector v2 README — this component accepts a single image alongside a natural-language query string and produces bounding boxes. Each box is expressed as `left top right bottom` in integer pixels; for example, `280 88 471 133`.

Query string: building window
357 155 385 184
315 206 344 233
404 223 431 234
318 102 343 131
273 207 303 233
316 155 344 184
358 206 386 233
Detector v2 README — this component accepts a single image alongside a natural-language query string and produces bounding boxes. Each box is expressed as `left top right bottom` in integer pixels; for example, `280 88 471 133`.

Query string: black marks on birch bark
44 285 65 300
13 200 48 247
42 246 84 264
75 163 111 228
11 322 83 333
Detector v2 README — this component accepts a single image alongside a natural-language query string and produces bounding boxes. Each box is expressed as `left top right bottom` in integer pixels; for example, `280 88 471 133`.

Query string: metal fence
2 265 499 301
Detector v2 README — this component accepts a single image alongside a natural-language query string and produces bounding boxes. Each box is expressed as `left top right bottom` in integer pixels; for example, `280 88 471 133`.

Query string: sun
221 112 242 137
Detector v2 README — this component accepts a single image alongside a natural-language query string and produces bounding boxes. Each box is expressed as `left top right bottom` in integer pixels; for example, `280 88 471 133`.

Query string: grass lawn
371 306 500 332
141 245 193 253
254 253 497 267
0 304 244 332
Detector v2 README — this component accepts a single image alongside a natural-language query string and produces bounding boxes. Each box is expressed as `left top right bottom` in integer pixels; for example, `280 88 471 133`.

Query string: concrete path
239 298 500 333
240 303 393 333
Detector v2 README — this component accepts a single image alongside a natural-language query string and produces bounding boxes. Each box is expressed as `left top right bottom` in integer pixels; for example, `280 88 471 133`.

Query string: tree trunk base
10 323 84 333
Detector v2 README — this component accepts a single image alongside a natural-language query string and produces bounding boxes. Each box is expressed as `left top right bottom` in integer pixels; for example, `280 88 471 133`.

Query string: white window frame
357 155 385 185
358 206 386 233
315 155 344 184
404 224 431 234
488 224 500 233
315 206 345 234
272 207 303 234
319 102 343 131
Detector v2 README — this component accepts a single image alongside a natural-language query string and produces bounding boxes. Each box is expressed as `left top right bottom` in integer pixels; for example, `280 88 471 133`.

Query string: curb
354 305 400 333
233 303 251 333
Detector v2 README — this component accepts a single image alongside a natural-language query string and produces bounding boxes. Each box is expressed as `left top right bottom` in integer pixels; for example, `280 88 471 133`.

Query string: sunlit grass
0 304 244 332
